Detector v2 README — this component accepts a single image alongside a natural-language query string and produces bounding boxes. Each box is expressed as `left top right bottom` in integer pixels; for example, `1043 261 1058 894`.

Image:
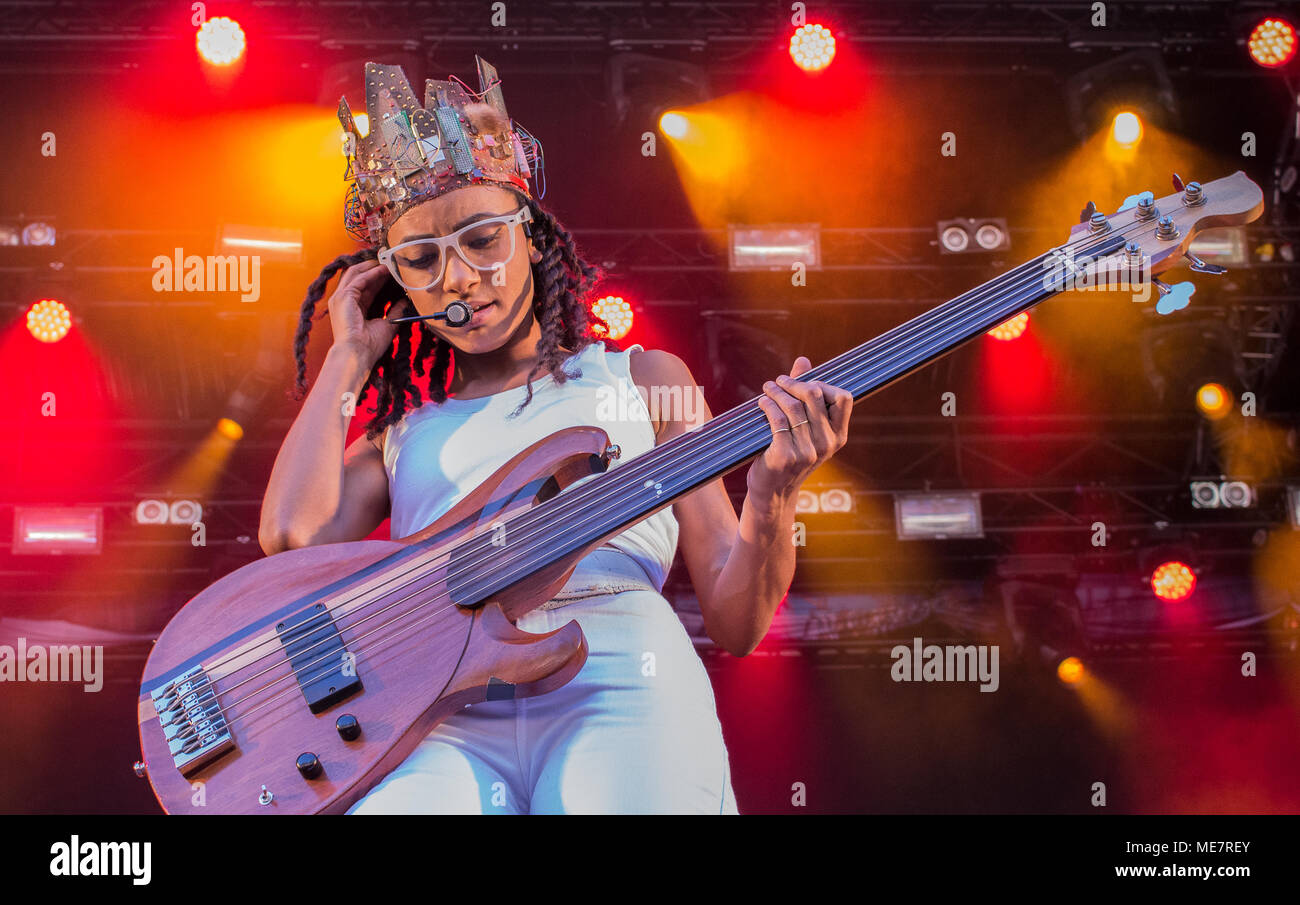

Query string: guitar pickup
276 602 362 713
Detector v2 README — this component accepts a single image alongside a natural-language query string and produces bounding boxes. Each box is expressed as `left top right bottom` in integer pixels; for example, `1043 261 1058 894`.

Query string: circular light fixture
789 24 837 72
1151 560 1197 602
26 299 71 343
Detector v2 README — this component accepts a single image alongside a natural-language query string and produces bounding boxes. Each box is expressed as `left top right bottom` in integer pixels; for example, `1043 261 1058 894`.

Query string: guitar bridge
150 664 236 777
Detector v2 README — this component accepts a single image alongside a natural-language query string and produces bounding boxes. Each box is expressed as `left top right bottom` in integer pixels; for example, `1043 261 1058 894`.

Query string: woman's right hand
327 259 406 366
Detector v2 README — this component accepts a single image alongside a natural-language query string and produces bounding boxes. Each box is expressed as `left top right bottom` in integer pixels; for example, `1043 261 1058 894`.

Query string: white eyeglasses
378 207 534 291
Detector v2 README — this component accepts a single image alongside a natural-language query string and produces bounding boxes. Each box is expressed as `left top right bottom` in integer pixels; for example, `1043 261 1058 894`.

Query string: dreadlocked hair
290 188 617 443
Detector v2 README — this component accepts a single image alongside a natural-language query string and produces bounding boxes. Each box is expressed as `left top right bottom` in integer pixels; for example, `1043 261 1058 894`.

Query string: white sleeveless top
381 341 680 592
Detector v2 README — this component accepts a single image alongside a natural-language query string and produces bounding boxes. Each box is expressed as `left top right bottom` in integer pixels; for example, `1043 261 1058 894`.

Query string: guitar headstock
1063 171 1264 279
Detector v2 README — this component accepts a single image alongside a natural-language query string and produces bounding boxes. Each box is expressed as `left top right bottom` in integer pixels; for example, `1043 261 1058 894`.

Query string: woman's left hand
748 356 854 512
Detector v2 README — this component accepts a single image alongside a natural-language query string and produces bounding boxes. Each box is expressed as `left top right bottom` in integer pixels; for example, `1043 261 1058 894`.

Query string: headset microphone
387 301 474 328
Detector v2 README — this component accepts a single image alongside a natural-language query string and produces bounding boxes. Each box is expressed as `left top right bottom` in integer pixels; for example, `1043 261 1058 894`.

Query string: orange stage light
26 299 71 343
1196 382 1231 420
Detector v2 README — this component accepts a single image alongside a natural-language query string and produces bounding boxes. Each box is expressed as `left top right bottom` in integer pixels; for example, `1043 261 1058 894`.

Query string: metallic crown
338 56 544 247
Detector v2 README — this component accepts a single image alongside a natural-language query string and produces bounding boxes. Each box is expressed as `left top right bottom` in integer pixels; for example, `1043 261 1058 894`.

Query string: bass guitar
136 171 1263 813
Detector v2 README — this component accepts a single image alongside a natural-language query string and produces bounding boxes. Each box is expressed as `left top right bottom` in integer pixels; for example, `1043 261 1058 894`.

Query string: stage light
1189 227 1250 268
1057 656 1085 685
133 500 170 526
1196 381 1231 420
789 24 836 72
1190 481 1221 509
1150 560 1196 602
1111 110 1143 146
987 312 1029 341
1064 51 1180 144
13 506 102 555
728 224 821 271
25 299 71 343
1189 479 1253 509
218 224 303 264
937 218 1011 255
217 417 244 441
169 500 203 525
895 492 983 540
1248 17 1296 68
1220 481 1254 508
658 111 689 139
939 225 969 253
973 222 1007 250
795 490 819 514
591 296 634 340
21 221 56 246
196 16 246 66
818 488 854 513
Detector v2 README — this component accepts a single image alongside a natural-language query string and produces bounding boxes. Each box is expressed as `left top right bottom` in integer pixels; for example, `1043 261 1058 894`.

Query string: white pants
348 548 739 814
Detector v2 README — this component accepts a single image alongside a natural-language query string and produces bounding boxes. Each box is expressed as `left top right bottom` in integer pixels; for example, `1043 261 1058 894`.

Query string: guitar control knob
296 752 323 780
336 714 361 741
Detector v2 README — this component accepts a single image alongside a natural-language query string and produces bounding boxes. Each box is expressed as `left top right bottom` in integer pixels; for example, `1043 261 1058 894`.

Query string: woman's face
384 184 542 355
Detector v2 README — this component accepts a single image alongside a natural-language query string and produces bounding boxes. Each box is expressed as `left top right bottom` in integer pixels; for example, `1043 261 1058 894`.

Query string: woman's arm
259 260 397 555
258 344 391 554
629 349 852 657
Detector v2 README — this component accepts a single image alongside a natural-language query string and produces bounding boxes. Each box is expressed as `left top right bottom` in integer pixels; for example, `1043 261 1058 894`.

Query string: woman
258 59 854 814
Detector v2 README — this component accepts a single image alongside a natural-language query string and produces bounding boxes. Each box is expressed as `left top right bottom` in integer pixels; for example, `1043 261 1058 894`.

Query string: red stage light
987 312 1029 341
789 24 837 72
196 16 246 66
26 299 71 343
1248 18 1297 67
592 295 634 340
1151 561 1197 602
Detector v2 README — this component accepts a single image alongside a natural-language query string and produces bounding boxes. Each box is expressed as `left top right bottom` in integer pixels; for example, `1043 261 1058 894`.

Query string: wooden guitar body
137 426 618 814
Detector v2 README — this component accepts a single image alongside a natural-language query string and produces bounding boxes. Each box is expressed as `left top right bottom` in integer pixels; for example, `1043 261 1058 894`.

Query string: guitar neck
451 233 1127 602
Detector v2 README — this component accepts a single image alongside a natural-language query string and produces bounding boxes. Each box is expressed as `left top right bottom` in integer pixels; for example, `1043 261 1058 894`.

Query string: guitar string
184 219 1123 695
157 227 1102 707
161 231 1081 714
202 226 1130 734
166 223 1141 738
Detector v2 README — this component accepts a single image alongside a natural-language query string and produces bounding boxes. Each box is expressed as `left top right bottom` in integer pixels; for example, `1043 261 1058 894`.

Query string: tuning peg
1185 251 1226 274
1172 173 1185 192
1152 278 1196 315
1079 200 1097 224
